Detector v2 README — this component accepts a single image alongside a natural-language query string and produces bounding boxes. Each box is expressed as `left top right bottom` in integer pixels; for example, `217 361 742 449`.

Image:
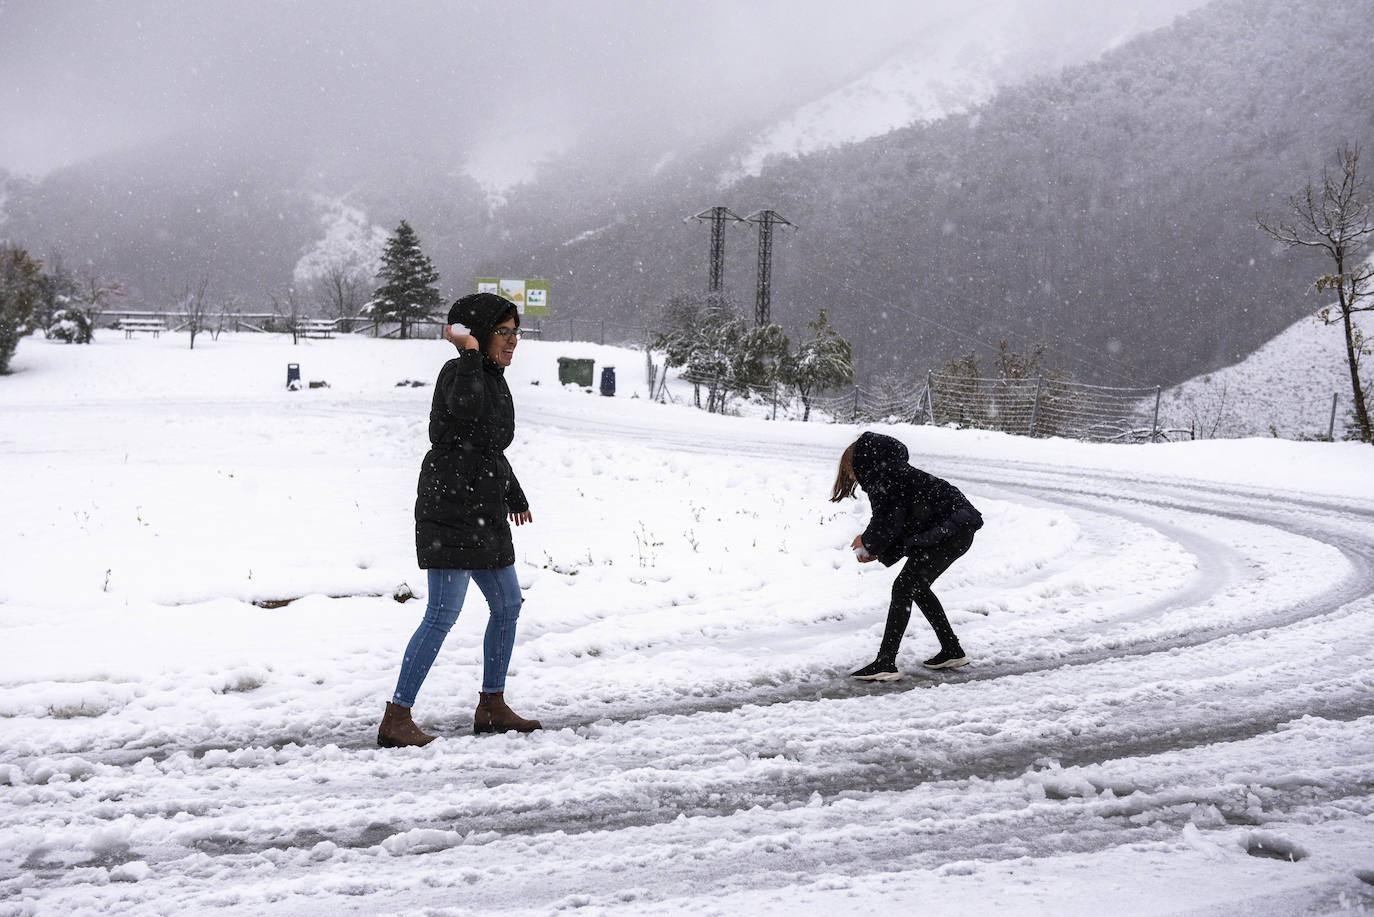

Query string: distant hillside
510 0 1374 387
0 132 501 308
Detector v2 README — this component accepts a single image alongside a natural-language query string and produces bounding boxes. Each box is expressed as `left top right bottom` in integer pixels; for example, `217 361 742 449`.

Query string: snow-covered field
2 332 1372 916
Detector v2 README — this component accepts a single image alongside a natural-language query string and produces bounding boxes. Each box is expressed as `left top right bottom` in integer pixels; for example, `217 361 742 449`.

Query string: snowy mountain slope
720 0 1208 184
1156 307 1372 440
721 7 1009 184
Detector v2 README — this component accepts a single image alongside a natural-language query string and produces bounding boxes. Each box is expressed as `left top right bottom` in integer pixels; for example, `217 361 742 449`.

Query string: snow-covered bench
119 318 166 339
298 319 337 339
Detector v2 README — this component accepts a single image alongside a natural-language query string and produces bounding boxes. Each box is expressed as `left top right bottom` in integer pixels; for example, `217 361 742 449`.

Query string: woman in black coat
831 431 983 681
377 293 542 746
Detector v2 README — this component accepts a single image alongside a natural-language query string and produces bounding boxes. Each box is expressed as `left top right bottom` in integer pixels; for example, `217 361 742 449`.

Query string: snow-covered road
2 336 1372 916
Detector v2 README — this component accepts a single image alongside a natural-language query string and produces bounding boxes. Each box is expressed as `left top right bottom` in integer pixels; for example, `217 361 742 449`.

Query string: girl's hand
444 325 479 350
851 535 875 562
510 510 533 526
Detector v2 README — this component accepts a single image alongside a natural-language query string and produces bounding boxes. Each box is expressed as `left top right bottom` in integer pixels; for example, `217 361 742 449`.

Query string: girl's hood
852 431 908 488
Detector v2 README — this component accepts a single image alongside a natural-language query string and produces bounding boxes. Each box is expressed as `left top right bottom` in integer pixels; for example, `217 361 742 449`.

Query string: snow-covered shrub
46 308 94 344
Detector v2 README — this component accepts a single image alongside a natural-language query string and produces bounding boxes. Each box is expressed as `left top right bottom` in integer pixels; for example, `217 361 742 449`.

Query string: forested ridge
512 0 1374 384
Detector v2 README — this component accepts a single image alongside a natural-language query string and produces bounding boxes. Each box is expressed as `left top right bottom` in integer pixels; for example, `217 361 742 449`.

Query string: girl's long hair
830 440 858 502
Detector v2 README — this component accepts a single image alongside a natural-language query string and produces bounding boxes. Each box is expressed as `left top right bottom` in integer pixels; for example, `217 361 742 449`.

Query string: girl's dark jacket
853 431 982 567
414 294 529 570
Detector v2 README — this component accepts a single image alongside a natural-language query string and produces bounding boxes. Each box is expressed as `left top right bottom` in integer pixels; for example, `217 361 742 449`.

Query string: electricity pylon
686 206 745 294
744 210 795 326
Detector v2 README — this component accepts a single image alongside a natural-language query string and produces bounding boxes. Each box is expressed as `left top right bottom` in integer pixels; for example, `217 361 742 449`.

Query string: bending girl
832 431 983 681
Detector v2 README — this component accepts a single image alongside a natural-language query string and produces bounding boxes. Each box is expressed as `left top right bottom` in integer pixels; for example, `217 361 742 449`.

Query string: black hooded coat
853 431 982 567
414 293 529 570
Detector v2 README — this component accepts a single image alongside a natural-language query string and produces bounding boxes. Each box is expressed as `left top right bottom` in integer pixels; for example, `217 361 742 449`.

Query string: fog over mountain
0 1 1202 290
1 1 1203 185
7 0 1359 389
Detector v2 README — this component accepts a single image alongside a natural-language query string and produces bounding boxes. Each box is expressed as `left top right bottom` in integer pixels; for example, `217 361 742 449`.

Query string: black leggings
877 530 975 660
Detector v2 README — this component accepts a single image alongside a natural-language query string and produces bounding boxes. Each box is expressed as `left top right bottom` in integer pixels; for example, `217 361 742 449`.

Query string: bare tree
268 288 305 344
1258 144 1374 443
210 295 238 342
294 199 385 332
312 264 367 331
75 270 124 335
1176 376 1235 440
181 276 211 350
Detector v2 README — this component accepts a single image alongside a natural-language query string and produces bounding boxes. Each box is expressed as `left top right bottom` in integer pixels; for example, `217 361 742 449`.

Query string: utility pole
686 207 745 294
745 210 795 326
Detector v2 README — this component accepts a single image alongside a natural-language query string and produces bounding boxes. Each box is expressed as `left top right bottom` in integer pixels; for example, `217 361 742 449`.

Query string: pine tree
365 220 440 339
786 309 854 421
652 292 746 413
1 244 42 374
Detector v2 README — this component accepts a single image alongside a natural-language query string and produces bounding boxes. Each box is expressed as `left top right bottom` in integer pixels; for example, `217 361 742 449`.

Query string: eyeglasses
492 327 522 340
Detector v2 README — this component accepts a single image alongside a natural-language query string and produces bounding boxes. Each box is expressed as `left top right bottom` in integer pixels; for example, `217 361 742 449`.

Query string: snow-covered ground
2 331 1372 916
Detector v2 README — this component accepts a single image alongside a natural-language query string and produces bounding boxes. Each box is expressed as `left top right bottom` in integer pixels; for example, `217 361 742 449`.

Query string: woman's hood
852 431 909 489
447 292 518 350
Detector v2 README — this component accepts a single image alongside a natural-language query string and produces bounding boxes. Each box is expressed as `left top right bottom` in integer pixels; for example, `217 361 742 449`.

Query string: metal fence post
1151 386 1162 442
1328 393 1339 441
1029 373 1044 437
926 371 935 424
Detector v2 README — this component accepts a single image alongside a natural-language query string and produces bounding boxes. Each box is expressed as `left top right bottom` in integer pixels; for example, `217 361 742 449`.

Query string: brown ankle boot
474 692 542 734
377 701 436 748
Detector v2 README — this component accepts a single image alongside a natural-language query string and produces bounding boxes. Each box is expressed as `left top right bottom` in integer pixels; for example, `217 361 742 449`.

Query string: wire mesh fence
814 372 1169 443
673 370 793 418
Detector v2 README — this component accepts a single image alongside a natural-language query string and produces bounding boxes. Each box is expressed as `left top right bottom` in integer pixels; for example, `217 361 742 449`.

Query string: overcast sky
0 0 1209 187
0 1 938 176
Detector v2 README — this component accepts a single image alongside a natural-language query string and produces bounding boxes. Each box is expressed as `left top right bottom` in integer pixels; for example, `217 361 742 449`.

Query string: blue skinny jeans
391 566 524 706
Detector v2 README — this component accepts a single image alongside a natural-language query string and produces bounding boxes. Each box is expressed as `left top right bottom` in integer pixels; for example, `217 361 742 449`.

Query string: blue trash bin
599 366 616 397
286 363 301 389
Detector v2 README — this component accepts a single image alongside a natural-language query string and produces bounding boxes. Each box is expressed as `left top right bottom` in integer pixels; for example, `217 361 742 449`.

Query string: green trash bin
557 357 595 387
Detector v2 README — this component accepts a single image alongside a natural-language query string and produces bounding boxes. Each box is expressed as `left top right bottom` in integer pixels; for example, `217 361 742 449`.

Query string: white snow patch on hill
719 1 1207 185
1157 309 1370 440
